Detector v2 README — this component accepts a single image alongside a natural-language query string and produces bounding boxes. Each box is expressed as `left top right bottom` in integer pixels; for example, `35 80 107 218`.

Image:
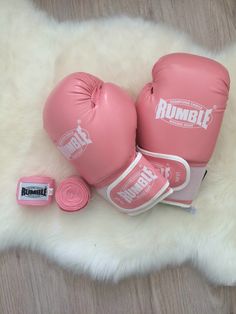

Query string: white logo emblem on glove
57 122 92 160
155 98 213 129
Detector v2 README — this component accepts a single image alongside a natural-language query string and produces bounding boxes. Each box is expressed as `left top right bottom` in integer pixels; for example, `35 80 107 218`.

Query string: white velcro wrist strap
97 152 171 215
138 147 190 191
163 165 207 207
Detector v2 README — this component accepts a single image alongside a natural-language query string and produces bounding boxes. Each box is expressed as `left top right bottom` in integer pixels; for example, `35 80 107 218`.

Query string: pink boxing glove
136 53 230 208
43 73 172 215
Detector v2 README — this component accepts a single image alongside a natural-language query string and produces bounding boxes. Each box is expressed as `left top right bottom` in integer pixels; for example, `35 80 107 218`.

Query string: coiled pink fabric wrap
55 176 90 212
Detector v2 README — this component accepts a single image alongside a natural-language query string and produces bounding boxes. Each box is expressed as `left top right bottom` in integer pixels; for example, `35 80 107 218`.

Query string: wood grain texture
2 0 236 313
34 0 236 50
1 250 236 314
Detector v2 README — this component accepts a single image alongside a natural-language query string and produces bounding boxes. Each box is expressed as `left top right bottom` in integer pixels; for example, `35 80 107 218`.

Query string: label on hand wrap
16 176 55 206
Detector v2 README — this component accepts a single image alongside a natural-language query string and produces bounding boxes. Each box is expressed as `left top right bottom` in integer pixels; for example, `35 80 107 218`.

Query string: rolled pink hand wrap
55 176 90 212
16 176 55 206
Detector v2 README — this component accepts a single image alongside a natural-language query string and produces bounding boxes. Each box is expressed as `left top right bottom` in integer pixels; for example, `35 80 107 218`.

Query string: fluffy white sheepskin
1 0 236 284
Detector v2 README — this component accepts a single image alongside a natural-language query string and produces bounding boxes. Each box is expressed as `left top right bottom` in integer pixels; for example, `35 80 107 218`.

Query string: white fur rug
1 0 236 285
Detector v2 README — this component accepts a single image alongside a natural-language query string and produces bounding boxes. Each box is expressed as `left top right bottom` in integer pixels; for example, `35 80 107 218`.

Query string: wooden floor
1 0 236 313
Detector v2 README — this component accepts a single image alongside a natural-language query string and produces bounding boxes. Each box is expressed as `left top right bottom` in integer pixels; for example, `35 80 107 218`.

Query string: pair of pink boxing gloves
43 53 230 215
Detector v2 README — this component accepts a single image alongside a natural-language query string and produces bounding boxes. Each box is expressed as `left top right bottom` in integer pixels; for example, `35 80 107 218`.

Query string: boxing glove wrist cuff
162 165 207 208
97 152 172 215
138 147 190 191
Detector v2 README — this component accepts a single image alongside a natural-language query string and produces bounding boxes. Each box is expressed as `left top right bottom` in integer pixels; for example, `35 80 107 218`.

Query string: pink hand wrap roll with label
16 176 55 206
55 176 90 212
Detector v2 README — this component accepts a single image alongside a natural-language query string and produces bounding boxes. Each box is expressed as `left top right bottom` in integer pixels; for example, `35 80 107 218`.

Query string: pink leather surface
136 53 230 205
43 73 136 187
137 53 230 166
55 176 90 212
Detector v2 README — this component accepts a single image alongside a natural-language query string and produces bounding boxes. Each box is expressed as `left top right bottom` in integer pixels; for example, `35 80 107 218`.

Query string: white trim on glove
97 152 173 215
